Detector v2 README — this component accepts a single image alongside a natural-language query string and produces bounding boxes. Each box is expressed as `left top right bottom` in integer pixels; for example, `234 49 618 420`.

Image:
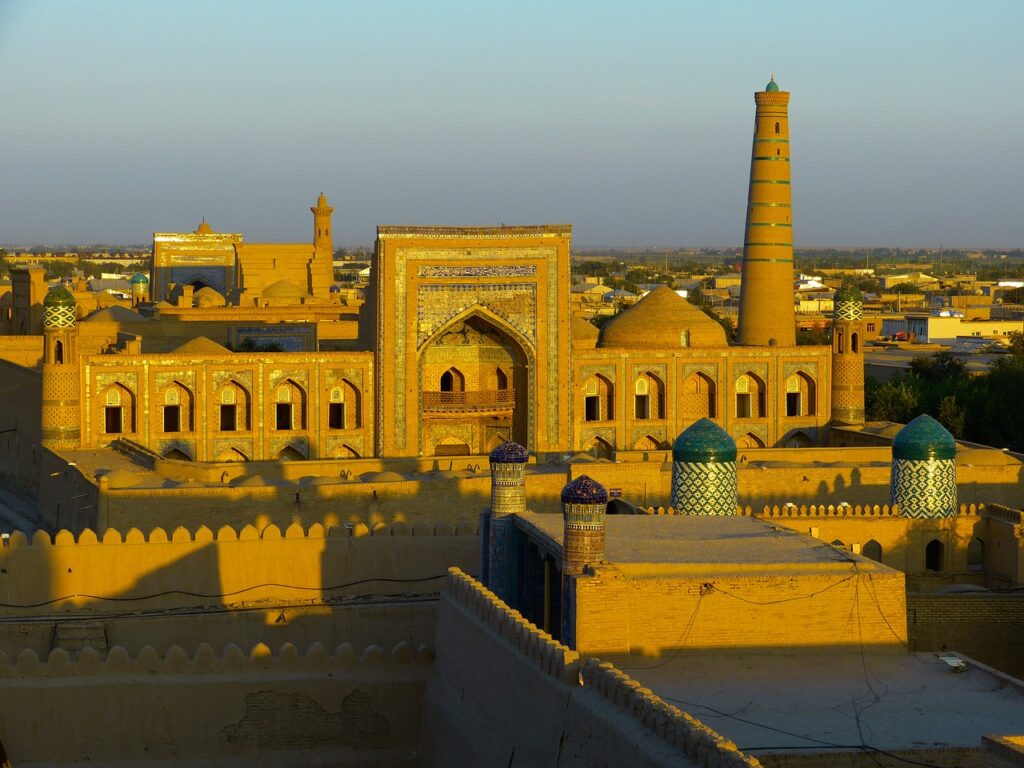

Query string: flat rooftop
626 652 1024 754
515 512 886 573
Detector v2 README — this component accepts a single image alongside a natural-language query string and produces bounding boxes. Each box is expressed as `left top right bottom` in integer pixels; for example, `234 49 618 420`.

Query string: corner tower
737 75 796 347
40 286 81 450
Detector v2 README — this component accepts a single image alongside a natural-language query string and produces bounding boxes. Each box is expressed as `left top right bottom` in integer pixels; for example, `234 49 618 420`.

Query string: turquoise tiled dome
561 475 608 505
672 418 737 463
892 414 956 461
489 440 528 464
43 286 76 308
833 281 863 304
765 76 779 92
130 272 150 285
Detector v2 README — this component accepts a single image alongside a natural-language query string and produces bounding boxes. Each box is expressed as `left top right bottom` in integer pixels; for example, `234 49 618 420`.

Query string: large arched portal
419 313 531 455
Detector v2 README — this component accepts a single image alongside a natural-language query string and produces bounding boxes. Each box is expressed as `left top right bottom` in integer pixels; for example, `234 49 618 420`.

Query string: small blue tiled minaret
671 418 738 516
890 414 957 518
482 440 529 602
560 474 608 648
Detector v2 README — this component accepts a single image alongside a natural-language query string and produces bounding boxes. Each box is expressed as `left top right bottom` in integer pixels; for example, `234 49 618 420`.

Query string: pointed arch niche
418 309 534 454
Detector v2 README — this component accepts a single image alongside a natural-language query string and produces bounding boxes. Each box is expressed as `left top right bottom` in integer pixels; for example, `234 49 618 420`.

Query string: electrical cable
662 695 953 768
0 573 449 609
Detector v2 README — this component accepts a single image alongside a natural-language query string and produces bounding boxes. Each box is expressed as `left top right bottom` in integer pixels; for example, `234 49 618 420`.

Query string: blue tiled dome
489 440 528 464
893 414 956 461
673 418 737 463
130 272 149 285
561 474 608 505
765 76 779 92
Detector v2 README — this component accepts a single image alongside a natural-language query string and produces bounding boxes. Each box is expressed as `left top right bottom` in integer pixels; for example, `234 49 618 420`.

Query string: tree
937 395 965 438
866 378 919 423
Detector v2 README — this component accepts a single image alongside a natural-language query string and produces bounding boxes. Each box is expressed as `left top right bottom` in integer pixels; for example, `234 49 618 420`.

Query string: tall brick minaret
309 192 335 298
737 75 796 347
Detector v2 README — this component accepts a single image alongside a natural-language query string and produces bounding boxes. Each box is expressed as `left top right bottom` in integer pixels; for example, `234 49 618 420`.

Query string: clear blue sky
2 0 1022 248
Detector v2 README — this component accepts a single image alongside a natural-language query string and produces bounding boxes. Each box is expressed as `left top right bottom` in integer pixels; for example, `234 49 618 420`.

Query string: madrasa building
8 78 835 467
0 76 1023 768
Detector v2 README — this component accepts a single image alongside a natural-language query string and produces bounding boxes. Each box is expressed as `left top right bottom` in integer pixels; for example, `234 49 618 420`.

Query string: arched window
925 539 944 572
274 380 305 431
584 375 614 422
440 368 465 393
681 372 716 419
633 372 664 420
54 339 64 364
496 367 509 390
836 329 845 354
774 121 781 134
851 332 860 353
102 385 134 434
735 373 766 418
785 373 817 417
862 540 883 562
218 381 250 432
163 386 181 433
328 386 345 430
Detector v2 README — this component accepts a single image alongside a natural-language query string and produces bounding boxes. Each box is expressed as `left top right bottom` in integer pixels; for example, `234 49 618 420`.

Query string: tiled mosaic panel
890 458 957 519
833 300 863 322
43 305 76 328
672 460 737 516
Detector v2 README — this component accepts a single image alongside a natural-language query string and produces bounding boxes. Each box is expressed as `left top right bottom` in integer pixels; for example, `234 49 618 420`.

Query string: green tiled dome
833 281 863 304
765 76 779 92
892 415 956 461
130 272 150 285
43 286 76 308
672 418 737 463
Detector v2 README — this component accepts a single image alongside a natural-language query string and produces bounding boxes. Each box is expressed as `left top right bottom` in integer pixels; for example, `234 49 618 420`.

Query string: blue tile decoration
890 415 957 518
561 474 608 506
488 440 529 464
671 419 737 516
892 414 956 461
832 281 864 322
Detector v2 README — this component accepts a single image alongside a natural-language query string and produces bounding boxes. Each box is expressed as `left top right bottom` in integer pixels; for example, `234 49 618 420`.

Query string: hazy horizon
2 1 1022 249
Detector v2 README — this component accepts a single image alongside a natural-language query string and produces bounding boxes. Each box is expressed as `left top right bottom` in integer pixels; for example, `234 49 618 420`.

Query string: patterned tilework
416 265 537 278
489 460 526 517
43 305 76 329
416 284 537 349
889 458 957 518
833 299 864 323
563 500 606 575
671 461 738 516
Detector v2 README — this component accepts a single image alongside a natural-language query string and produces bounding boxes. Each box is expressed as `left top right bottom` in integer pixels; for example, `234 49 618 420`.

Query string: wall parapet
638 502 985 519
986 504 1024 526
0 640 433 679
445 567 580 684
2 518 479 548
580 659 762 768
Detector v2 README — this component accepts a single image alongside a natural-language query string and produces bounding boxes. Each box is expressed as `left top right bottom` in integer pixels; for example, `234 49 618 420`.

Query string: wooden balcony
422 389 515 413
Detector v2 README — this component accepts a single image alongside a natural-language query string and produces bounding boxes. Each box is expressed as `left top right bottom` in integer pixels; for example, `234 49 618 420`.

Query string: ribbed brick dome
597 286 726 349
